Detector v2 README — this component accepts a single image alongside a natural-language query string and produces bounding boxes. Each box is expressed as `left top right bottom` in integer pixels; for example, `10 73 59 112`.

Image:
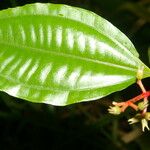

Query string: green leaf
0 3 150 105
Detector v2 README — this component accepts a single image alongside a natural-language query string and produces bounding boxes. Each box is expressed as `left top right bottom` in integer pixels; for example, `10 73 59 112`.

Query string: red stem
128 90 150 103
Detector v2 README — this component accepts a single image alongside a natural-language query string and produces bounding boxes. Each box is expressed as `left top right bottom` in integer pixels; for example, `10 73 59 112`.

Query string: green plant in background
0 3 149 131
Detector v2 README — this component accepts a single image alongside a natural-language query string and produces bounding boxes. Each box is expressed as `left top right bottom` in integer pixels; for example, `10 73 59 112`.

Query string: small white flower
141 118 150 132
108 106 121 115
128 113 141 124
128 117 139 124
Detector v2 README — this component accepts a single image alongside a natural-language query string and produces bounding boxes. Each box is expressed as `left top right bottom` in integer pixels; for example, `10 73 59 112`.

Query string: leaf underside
0 3 150 105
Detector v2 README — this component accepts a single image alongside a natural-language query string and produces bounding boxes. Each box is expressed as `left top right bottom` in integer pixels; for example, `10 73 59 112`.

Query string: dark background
0 0 150 150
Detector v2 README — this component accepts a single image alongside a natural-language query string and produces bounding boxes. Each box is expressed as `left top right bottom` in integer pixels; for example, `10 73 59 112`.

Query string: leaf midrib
0 41 137 72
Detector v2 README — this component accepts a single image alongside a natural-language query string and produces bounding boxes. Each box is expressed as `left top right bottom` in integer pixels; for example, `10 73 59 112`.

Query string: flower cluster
128 112 150 131
108 79 150 132
108 98 150 132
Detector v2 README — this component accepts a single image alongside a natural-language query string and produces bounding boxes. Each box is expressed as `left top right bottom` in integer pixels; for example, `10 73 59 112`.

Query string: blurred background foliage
0 0 150 149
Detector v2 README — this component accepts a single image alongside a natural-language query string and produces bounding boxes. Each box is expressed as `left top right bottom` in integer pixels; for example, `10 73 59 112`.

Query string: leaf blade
0 3 149 105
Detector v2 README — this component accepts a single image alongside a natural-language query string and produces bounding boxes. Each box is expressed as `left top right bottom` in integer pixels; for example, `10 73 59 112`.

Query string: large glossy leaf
0 3 150 105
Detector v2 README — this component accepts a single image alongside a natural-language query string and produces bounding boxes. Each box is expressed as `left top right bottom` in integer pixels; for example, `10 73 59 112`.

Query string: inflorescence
108 67 150 132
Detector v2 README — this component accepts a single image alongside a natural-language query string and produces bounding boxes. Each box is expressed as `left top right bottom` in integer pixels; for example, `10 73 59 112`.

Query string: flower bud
137 66 144 80
145 112 150 121
138 101 149 110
